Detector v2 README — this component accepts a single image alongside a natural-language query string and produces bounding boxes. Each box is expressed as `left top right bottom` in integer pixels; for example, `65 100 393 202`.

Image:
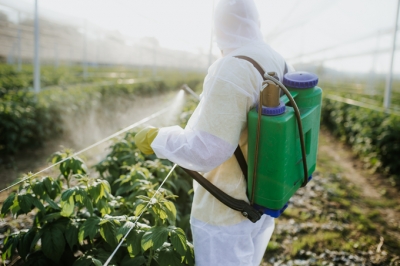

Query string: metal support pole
17 11 22 72
83 19 88 79
152 42 157 77
384 0 400 109
34 0 40 93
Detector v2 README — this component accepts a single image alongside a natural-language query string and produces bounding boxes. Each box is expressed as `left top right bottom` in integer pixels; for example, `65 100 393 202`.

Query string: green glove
134 126 159 155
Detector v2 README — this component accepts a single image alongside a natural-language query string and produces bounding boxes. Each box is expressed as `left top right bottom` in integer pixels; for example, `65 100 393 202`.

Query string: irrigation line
0 104 173 194
325 94 400 116
103 163 177 266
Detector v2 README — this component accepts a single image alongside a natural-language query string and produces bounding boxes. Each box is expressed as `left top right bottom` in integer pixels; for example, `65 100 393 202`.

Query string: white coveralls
151 0 291 265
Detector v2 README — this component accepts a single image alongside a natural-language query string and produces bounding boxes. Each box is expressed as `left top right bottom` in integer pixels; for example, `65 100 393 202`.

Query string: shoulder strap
232 55 267 182
234 55 266 79
235 55 288 80
231 55 287 181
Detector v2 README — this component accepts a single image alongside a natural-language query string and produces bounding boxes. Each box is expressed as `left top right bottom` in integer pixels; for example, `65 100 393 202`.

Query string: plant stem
146 249 155 266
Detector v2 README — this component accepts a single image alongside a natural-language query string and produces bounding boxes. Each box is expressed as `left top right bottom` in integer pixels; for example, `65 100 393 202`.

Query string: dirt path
319 131 381 199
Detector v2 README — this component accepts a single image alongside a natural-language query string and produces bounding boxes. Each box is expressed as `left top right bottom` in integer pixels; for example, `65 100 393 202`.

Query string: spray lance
181 56 322 222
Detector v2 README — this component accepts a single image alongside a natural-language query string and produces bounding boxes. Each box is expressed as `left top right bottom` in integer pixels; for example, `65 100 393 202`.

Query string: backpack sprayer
182 56 322 223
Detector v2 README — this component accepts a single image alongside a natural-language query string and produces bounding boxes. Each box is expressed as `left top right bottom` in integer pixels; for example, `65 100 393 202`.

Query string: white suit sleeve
151 57 261 172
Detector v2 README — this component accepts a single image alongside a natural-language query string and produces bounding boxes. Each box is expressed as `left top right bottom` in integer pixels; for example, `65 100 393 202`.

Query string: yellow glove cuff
134 126 159 155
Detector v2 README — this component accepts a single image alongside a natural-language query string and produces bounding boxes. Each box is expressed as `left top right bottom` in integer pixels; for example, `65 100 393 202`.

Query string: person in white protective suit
134 0 293 265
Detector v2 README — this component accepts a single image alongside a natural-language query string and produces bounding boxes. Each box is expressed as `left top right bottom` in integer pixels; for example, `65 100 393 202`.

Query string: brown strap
235 55 287 82
181 167 262 223
235 55 266 79
232 56 267 183
234 146 248 182
232 55 269 184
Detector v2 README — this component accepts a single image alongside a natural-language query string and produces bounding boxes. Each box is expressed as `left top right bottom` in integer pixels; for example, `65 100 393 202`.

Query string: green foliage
0 63 203 161
321 97 400 185
0 89 60 156
1 132 194 265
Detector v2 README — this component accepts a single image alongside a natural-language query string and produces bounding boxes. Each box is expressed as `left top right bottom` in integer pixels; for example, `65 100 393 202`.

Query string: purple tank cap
256 101 286 116
283 71 318 89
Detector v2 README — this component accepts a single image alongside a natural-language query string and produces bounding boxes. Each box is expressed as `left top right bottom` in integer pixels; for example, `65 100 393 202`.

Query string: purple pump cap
257 101 286 116
283 71 318 89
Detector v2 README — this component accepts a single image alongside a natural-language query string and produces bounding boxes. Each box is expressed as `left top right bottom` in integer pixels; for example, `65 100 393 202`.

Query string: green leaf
42 212 62 223
99 220 117 247
61 188 76 201
96 198 111 216
89 182 102 203
43 177 52 193
74 189 87 204
157 244 183 266
83 196 94 215
2 235 18 261
18 194 34 213
31 182 45 198
1 192 15 215
78 217 100 244
30 229 43 250
121 254 146 266
60 196 75 217
44 195 60 210
169 227 187 256
18 229 36 260
183 242 195 266
134 202 147 216
32 197 46 214
65 222 79 250
99 180 111 195
141 226 169 251
72 257 92 266
126 229 145 257
116 221 135 242
42 177 61 200
41 224 65 262
92 258 102 266
163 201 177 225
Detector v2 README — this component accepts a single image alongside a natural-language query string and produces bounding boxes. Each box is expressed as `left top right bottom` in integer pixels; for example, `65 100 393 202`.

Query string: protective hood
214 0 264 54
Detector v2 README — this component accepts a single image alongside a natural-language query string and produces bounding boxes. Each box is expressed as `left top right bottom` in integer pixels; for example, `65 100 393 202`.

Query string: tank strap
234 55 266 78
232 56 288 180
234 146 248 182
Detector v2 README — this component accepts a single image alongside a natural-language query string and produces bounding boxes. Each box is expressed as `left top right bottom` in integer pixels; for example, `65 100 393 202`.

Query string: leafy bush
321 97 400 185
0 90 61 157
0 63 203 160
1 132 194 265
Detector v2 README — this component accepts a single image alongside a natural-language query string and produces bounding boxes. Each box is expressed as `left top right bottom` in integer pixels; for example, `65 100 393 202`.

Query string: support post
83 19 88 79
17 11 21 72
34 0 40 93
384 0 400 109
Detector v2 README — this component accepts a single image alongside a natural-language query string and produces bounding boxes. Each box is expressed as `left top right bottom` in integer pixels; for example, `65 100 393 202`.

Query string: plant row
321 97 400 186
1 131 195 266
0 65 203 160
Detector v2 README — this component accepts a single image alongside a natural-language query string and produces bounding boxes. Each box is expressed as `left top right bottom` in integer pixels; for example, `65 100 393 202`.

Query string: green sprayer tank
247 72 322 218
